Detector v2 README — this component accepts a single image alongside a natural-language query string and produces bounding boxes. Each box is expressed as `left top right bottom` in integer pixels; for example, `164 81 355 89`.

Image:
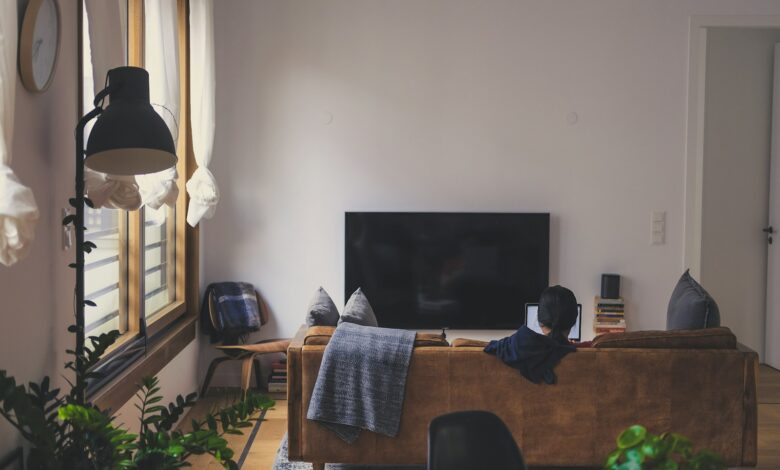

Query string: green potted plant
604 425 726 470
0 328 274 469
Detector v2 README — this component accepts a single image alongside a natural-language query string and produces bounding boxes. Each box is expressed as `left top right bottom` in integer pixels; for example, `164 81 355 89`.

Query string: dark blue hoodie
484 325 576 384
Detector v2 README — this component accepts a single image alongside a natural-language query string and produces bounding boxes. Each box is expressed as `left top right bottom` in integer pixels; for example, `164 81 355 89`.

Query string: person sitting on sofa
535 285 580 344
483 285 579 384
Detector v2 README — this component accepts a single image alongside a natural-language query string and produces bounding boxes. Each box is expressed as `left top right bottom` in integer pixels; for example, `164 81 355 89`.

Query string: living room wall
0 0 199 457
202 0 780 383
0 0 73 453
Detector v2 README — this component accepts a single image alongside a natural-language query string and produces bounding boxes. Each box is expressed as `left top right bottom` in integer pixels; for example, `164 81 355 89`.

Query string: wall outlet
62 208 72 250
651 211 665 245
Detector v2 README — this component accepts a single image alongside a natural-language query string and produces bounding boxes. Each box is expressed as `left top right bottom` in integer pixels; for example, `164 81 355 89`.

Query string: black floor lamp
68 66 177 404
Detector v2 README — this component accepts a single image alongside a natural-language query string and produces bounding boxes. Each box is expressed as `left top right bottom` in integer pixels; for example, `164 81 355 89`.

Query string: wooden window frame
133 0 189 339
78 0 201 411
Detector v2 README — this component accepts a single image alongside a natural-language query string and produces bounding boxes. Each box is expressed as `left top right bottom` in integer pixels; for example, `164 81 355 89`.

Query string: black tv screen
345 212 550 329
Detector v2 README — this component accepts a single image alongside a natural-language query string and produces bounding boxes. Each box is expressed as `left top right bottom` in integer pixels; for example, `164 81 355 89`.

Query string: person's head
537 285 578 343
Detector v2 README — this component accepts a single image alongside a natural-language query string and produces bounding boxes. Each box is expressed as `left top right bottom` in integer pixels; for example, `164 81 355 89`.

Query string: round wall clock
19 0 61 93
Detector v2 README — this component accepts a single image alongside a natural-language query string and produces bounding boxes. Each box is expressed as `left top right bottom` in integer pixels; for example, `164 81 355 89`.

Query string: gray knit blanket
306 322 416 443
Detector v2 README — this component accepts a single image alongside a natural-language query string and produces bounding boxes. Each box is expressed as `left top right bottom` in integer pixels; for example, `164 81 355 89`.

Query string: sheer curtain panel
84 0 140 210
137 0 179 210
186 0 218 227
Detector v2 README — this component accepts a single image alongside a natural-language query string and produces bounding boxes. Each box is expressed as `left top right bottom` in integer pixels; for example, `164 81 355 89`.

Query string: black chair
428 410 527 470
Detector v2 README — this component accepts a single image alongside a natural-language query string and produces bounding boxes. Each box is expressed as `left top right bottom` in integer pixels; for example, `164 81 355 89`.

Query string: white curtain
187 0 219 227
137 0 179 210
84 0 140 210
84 0 126 95
85 171 142 210
0 0 39 266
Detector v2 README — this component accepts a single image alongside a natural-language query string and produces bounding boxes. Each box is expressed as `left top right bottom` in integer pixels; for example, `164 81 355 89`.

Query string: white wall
0 0 199 457
700 28 780 357
201 0 780 376
0 0 78 456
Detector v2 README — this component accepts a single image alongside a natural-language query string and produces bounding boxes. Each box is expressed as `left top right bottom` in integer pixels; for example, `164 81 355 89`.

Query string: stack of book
267 358 287 394
594 297 626 334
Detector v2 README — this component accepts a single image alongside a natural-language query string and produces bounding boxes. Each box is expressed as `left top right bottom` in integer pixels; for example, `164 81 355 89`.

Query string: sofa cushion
452 338 489 348
306 287 340 327
338 288 379 327
666 270 721 330
304 327 448 347
592 327 736 349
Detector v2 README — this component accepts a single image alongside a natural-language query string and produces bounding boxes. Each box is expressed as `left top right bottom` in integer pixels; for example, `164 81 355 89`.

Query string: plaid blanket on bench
201 282 261 344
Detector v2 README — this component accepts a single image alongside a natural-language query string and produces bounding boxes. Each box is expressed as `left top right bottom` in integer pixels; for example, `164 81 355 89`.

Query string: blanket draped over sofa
306 322 416 443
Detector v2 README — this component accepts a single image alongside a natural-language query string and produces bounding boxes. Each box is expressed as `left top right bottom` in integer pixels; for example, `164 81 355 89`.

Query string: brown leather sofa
287 326 757 468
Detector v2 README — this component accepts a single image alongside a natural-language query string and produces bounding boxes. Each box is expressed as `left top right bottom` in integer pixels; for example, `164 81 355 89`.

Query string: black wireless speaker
601 274 621 299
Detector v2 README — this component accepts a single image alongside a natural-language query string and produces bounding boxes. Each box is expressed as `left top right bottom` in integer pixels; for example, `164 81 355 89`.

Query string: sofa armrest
736 341 758 355
290 324 308 350
287 325 307 461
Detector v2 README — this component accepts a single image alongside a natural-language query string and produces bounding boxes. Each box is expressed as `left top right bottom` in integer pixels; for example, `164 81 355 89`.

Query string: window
144 205 176 323
80 0 191 393
141 0 184 333
84 207 128 338
81 1 130 344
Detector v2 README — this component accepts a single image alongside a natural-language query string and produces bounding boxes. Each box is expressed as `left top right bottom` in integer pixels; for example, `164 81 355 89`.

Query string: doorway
684 18 780 365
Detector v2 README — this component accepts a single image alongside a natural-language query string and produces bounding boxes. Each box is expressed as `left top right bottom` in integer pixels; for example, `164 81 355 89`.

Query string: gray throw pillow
339 288 379 327
306 287 340 327
666 270 721 330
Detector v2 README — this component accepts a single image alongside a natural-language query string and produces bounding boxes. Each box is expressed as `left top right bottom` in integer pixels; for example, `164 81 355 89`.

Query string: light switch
651 211 665 245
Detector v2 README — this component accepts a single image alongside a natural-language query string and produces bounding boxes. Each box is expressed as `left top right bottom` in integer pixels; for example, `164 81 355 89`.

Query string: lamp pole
73 106 102 405
68 67 176 405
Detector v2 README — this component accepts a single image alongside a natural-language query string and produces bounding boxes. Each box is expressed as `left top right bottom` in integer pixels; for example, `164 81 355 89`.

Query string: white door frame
684 15 780 277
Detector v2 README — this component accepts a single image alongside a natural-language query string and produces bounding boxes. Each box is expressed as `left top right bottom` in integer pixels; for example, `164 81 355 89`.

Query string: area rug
272 433 423 470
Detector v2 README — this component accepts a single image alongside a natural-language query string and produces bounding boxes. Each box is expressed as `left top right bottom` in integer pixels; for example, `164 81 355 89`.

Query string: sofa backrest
592 326 736 349
288 338 758 467
304 326 738 350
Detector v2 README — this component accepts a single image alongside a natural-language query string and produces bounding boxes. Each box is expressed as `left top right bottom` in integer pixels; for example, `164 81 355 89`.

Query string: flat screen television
345 212 550 329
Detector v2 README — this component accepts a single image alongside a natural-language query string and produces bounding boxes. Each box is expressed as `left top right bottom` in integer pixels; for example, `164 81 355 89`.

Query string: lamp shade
85 67 177 175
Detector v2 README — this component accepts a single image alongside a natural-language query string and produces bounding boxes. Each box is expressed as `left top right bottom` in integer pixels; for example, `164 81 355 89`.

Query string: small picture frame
0 447 23 470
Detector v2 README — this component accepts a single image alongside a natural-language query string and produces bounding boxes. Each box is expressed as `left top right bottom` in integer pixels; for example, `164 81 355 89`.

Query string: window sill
91 313 197 413
147 300 188 337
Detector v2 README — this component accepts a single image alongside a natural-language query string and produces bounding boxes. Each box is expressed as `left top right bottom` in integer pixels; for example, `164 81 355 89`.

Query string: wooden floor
185 366 780 469
183 389 287 469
